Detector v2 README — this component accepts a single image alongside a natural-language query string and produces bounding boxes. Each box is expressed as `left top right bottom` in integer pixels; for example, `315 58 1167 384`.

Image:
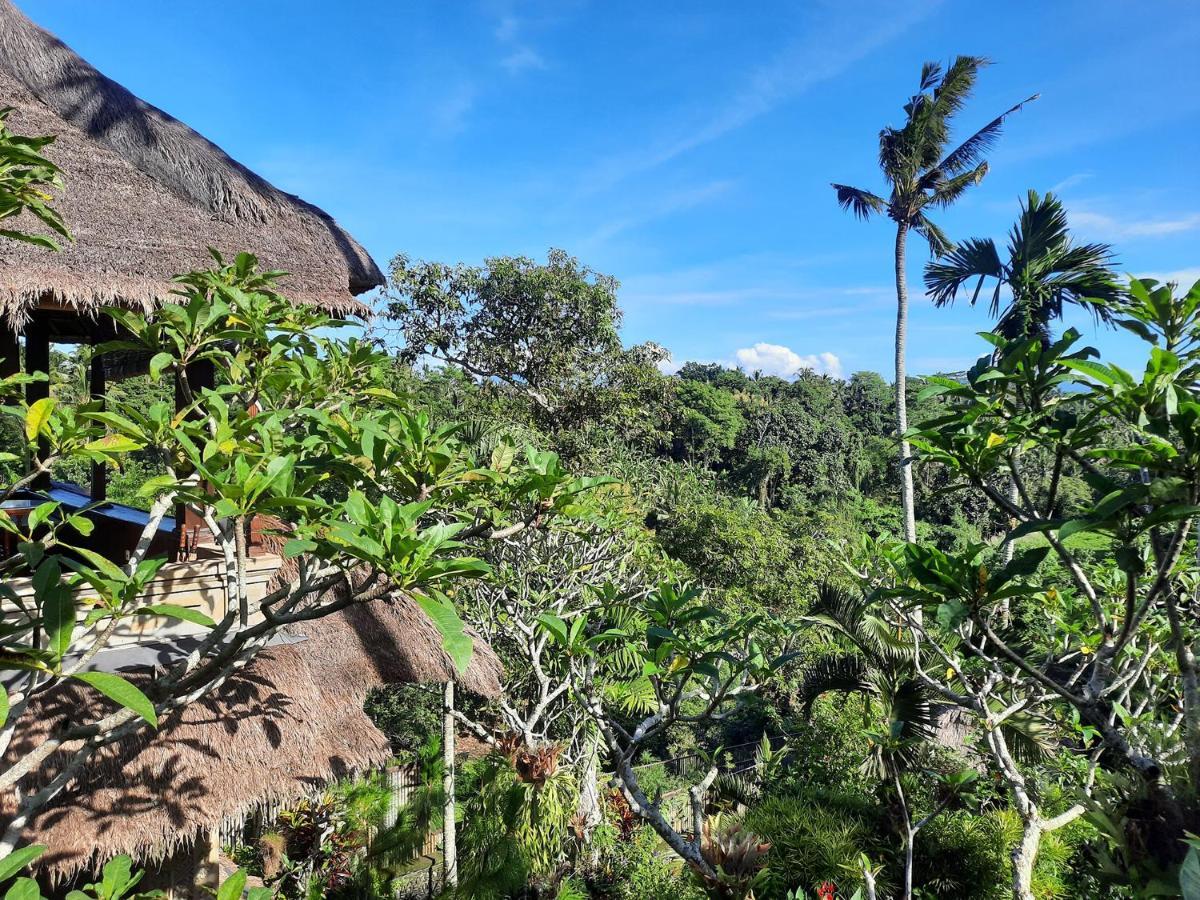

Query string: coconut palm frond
832 183 887 220
918 60 943 92
1008 190 1071 269
946 190 1123 341
912 212 954 258
925 162 989 210
925 237 1004 308
711 770 762 808
999 710 1055 765
888 678 937 742
878 126 912 181
929 55 989 123
809 583 870 634
606 674 657 716
798 654 876 714
859 613 916 661
927 92 1038 180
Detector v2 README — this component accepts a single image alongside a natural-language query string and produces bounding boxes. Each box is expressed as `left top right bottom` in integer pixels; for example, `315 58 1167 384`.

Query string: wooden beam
24 315 50 490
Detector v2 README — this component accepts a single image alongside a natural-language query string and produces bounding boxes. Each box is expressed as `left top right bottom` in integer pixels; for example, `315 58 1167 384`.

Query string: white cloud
1138 267 1200 287
501 47 547 74
431 81 478 136
1071 209 1200 239
656 354 681 375
1048 172 1093 194
494 13 520 42
580 180 734 247
734 343 842 379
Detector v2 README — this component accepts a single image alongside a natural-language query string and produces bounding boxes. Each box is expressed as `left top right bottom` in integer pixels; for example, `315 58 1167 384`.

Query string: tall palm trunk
894 222 917 543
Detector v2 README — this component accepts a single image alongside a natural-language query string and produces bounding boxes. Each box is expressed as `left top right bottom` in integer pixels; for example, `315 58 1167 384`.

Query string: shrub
583 823 706 900
746 789 884 899
365 684 442 756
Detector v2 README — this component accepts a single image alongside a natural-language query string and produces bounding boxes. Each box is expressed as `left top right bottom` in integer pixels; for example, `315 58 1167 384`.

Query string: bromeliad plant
0 252 604 852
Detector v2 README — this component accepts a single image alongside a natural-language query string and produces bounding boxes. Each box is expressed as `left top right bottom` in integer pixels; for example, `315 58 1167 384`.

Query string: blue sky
19 0 1200 379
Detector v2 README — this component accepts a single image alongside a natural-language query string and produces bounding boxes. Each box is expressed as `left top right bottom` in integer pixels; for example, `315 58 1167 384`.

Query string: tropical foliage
4 52 1200 900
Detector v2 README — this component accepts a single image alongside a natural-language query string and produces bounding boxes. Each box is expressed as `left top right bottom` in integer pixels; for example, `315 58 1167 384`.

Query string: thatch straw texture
1 592 500 882
0 0 383 325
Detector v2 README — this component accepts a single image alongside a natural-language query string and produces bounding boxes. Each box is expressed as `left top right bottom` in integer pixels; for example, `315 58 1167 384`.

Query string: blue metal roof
33 480 177 532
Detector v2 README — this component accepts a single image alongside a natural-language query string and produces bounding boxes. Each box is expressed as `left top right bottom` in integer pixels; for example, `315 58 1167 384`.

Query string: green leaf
70 546 130 585
72 671 157 727
148 352 175 381
216 869 246 900
4 877 42 900
0 684 7 729
1181 845 1200 900
43 588 76 662
1058 519 1095 542
0 846 46 885
26 502 58 533
134 604 215 628
536 613 569 647
83 435 143 454
416 594 473 674
66 515 95 537
135 475 178 498
24 397 55 441
1008 519 1063 541
246 888 273 900
282 538 318 559
936 601 969 630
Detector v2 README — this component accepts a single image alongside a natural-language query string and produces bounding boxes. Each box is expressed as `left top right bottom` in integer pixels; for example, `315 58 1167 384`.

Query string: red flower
817 882 836 900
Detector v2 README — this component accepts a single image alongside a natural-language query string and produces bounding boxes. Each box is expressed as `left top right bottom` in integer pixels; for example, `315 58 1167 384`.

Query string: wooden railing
4 553 284 648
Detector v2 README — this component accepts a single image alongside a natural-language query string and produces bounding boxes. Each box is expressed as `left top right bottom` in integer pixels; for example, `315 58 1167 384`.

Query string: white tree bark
442 679 457 890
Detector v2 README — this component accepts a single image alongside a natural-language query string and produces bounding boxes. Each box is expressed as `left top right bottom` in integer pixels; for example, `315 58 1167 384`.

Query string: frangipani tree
887 277 1200 898
0 252 604 853
541 580 796 888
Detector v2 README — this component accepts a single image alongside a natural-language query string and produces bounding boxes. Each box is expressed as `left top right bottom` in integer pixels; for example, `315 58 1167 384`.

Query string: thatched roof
0 0 383 326
1 593 500 882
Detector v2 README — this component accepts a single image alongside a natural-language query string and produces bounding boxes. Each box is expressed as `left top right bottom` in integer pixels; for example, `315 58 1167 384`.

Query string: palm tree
832 56 1036 542
924 189 1121 342
799 584 937 900
924 190 1121 569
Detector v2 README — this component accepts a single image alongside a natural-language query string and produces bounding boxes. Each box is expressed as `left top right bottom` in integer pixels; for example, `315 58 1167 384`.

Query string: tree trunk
576 731 604 844
893 772 915 900
901 829 914 900
1011 819 1041 900
442 680 457 890
893 223 917 544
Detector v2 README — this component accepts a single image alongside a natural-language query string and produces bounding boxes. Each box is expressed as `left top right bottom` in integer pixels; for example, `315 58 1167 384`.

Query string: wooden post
24 315 50 490
442 679 457 889
0 325 17 380
172 359 215 560
194 826 221 895
89 348 107 502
